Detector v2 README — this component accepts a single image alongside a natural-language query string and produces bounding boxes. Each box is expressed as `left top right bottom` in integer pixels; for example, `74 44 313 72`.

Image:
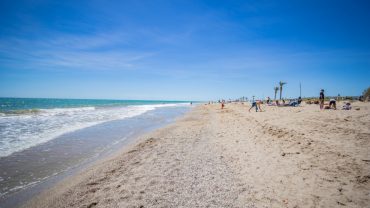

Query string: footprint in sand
86 202 98 208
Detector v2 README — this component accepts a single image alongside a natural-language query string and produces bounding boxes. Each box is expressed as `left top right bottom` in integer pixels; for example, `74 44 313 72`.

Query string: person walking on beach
319 89 325 109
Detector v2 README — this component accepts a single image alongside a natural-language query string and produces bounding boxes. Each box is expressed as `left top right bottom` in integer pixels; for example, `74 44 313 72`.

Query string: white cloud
0 32 156 71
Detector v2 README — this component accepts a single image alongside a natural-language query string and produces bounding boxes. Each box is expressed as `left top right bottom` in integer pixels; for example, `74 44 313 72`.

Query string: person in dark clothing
329 98 337 110
298 96 302 104
319 89 325 110
249 101 258 112
266 97 271 104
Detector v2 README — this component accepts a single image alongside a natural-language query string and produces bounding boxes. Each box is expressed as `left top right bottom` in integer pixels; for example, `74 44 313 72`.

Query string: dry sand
25 102 370 208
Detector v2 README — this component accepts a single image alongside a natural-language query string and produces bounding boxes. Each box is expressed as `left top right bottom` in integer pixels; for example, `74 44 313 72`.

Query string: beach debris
355 107 360 110
281 153 286 156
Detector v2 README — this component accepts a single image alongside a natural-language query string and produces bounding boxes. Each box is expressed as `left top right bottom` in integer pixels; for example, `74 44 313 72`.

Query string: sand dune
25 102 370 208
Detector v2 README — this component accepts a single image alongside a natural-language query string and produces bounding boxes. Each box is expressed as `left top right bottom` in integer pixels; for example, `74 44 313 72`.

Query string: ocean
0 97 189 157
0 97 191 207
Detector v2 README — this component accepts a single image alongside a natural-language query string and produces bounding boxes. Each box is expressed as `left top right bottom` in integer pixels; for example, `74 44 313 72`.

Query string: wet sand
25 102 370 207
0 106 190 208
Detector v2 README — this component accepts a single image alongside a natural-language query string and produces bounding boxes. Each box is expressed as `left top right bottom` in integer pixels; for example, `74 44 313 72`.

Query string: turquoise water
0 97 190 158
0 97 188 113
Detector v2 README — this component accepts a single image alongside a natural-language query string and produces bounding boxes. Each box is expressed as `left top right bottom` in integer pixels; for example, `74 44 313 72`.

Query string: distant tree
363 87 370 101
279 81 287 100
274 87 279 100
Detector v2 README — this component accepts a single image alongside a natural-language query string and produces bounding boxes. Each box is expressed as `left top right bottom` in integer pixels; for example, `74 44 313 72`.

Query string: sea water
0 98 191 207
0 98 188 157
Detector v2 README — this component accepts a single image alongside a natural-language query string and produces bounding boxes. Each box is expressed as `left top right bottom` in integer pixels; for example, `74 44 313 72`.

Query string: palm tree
279 81 287 100
274 87 279 100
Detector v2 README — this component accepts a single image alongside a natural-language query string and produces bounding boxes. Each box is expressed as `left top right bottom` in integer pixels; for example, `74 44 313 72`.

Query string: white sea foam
0 103 188 158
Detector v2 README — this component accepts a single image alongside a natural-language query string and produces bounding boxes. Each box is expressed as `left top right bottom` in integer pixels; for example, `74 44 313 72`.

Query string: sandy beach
24 102 370 208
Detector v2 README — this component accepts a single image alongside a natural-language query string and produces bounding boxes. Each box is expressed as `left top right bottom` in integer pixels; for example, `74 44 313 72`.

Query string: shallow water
0 98 188 158
0 105 191 208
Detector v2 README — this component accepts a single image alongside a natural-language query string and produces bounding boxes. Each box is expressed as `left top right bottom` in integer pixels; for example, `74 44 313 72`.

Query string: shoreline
24 102 370 207
0 105 191 208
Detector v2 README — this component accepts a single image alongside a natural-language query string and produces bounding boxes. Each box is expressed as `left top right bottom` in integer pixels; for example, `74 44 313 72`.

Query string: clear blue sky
0 0 369 101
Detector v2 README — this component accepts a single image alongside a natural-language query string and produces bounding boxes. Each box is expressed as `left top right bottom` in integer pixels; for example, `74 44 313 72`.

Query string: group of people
247 97 302 112
320 89 353 110
319 89 335 109
265 97 302 107
219 89 354 112
248 100 263 112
